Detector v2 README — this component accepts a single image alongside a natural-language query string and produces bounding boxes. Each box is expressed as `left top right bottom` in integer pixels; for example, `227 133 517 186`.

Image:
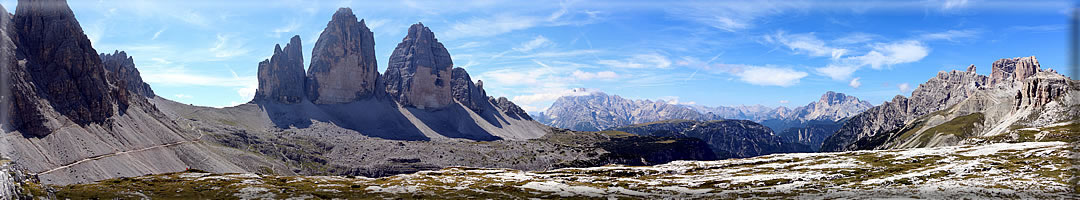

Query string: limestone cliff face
255 35 306 104
306 8 378 104
450 67 486 112
13 0 121 136
1015 72 1069 109
100 50 155 98
383 23 453 109
990 56 1040 85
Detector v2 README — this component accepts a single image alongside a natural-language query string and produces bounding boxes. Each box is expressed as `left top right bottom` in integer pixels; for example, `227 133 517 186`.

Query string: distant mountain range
532 90 872 150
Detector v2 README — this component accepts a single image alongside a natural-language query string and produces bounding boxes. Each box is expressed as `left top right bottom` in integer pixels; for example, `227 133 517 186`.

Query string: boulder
306 8 378 104
255 35 306 104
383 23 453 109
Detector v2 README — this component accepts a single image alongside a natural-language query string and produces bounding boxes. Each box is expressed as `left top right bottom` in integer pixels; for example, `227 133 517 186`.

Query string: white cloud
657 96 696 105
779 100 790 104
671 1 803 32
856 40 929 69
173 94 193 99
453 41 487 49
209 34 251 58
849 77 862 88
766 31 848 59
446 15 542 39
734 66 808 87
271 20 301 38
513 35 553 52
898 83 912 93
151 27 166 40
918 29 978 41
815 64 858 80
941 0 970 10
572 70 619 80
598 53 672 69
511 88 600 112
813 40 929 80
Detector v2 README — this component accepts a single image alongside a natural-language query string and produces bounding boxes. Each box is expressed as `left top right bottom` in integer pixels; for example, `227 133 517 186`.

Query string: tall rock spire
306 8 378 104
383 23 454 109
255 35 306 104
989 56 1040 85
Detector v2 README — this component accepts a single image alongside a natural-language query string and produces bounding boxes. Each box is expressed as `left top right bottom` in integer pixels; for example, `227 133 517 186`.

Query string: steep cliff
383 23 454 110
306 8 379 104
255 35 306 104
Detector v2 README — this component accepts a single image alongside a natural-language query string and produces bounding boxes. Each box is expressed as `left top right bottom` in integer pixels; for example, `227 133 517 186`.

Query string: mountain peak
255 35 306 104
306 7 378 104
990 56 1040 85
384 22 454 109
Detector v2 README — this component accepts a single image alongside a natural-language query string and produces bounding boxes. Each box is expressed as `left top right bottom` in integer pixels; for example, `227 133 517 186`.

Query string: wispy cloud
513 35 553 52
271 19 301 38
765 31 848 59
918 29 979 41
597 53 672 69
941 0 970 11
669 1 806 32
151 27 167 40
209 33 251 58
572 70 619 81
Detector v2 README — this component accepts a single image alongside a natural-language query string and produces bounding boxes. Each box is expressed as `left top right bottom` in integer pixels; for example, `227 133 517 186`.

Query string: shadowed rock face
306 8 378 104
384 23 453 110
100 50 155 98
256 35 306 104
450 67 485 112
14 0 119 136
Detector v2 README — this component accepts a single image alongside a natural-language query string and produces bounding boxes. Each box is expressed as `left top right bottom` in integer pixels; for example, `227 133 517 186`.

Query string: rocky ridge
255 35 306 104
100 50 155 98
821 56 1076 151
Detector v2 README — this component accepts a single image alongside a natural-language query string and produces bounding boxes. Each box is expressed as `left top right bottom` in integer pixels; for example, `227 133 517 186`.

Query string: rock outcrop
14 0 120 136
450 67 486 112
989 56 1040 85
612 120 811 159
255 35 306 104
100 50 155 98
383 23 454 109
821 70 987 152
306 8 378 104
491 97 531 120
1015 72 1069 109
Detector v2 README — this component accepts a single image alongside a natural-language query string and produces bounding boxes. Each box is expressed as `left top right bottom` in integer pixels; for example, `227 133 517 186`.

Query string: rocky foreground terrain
6 141 1072 199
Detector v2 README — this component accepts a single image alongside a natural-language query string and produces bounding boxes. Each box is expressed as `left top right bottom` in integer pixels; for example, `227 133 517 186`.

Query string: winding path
32 119 205 176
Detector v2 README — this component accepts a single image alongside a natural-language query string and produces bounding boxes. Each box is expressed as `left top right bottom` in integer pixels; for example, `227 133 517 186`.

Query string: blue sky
3 0 1071 112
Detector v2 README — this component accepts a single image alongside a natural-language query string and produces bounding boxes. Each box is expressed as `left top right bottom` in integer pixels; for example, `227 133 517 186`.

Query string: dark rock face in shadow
256 98 432 141
13 0 121 137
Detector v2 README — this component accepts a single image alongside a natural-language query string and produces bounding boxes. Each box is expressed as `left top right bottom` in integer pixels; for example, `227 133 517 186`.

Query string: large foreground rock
306 8 378 104
255 35 306 104
383 23 454 109
14 0 120 136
